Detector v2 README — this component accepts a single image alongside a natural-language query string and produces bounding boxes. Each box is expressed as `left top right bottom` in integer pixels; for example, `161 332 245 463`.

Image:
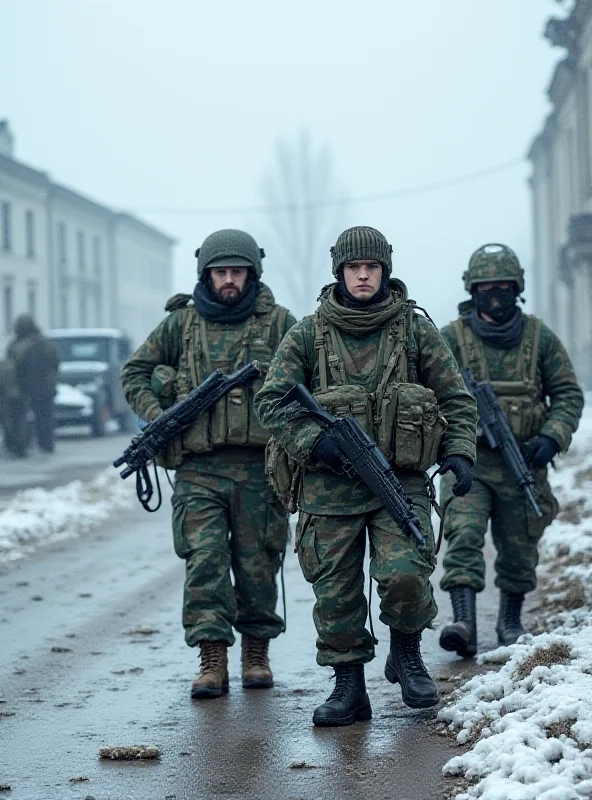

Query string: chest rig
311 303 446 473
451 315 545 441
163 302 286 464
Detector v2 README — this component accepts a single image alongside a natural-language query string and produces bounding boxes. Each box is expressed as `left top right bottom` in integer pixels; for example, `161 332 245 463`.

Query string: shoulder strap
529 317 543 384
451 319 490 381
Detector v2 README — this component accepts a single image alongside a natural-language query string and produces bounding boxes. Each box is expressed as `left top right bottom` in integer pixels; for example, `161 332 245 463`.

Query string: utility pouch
265 435 302 513
377 382 446 472
492 381 547 441
313 384 373 435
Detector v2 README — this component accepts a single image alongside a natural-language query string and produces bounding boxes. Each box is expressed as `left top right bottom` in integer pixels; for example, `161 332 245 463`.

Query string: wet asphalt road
0 487 502 800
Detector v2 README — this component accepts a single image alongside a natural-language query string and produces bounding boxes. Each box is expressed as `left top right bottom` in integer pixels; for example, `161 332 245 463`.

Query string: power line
130 157 525 217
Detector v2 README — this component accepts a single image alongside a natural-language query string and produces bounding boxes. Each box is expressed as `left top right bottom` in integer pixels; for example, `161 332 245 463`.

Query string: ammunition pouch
376 382 447 472
311 383 445 473
490 381 547 441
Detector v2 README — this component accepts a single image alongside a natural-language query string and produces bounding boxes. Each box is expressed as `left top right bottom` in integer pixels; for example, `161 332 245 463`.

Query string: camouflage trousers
295 474 437 667
171 448 289 648
440 445 559 595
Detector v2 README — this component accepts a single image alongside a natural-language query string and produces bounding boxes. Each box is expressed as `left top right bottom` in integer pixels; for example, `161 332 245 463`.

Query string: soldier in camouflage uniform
439 244 583 657
255 226 477 726
121 230 296 699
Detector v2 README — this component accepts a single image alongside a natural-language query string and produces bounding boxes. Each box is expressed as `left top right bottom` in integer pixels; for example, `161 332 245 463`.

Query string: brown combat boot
191 641 229 699
241 636 273 689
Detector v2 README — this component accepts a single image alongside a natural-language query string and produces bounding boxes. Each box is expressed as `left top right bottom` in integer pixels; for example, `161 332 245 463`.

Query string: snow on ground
439 401 592 800
0 468 137 564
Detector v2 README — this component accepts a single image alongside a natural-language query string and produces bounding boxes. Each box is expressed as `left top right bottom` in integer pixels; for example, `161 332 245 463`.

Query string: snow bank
439 629 592 799
439 402 592 799
0 469 137 564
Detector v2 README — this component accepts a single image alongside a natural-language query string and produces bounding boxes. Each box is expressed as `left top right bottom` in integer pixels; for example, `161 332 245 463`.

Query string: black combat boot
439 586 477 658
496 591 526 645
312 665 372 727
385 629 439 709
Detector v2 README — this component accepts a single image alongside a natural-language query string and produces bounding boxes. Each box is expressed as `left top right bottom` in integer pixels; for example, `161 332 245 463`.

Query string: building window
3 282 13 334
60 293 69 327
25 210 35 258
57 222 67 271
79 290 87 326
92 236 101 277
1 202 11 252
77 231 85 271
27 283 37 319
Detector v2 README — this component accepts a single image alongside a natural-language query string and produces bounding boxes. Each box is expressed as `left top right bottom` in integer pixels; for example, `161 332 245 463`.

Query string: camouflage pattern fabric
296 473 437 665
439 315 583 594
255 311 477 515
254 286 476 660
463 243 525 293
121 284 296 426
440 447 558 594
172 450 288 646
440 318 583 453
121 284 296 648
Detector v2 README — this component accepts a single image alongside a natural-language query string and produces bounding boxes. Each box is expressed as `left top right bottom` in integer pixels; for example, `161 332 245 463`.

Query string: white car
53 382 94 428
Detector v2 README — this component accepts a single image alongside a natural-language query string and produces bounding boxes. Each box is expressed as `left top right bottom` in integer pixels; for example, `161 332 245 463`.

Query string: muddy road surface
0 498 500 800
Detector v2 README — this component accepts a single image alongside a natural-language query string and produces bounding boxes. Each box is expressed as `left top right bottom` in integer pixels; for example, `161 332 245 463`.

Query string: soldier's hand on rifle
528 435 559 469
311 431 345 474
439 455 473 497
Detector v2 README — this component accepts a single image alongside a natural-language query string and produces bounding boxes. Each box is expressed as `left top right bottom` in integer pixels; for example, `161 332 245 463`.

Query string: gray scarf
469 307 526 350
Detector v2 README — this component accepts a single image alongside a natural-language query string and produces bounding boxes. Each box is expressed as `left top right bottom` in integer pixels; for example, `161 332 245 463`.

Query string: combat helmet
330 226 393 278
463 243 524 294
195 229 265 279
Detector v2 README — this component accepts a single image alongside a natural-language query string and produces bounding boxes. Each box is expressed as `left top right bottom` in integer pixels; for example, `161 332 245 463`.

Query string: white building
529 0 592 387
0 121 175 354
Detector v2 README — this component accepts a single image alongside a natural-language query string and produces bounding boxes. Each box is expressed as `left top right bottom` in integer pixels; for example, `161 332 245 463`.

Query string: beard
211 283 246 306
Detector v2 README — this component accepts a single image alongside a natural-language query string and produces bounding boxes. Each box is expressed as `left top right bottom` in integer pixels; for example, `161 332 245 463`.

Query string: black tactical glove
439 455 473 497
311 432 344 473
529 435 559 469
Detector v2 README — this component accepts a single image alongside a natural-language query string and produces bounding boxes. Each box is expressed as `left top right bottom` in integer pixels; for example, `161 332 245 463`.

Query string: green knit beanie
195 229 265 279
330 226 393 278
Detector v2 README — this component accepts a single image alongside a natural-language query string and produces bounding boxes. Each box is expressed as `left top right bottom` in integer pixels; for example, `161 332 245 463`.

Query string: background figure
0 357 29 457
6 314 60 454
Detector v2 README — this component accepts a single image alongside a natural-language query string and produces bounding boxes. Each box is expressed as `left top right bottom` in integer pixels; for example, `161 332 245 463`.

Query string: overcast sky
2 0 562 325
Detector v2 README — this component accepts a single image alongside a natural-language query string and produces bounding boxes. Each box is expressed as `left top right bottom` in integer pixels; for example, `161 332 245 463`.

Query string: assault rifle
462 368 543 518
277 384 425 545
114 361 261 508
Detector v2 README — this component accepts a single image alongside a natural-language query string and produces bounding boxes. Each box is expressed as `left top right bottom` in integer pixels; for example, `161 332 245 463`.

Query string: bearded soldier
255 226 477 726
438 244 583 657
121 230 296 698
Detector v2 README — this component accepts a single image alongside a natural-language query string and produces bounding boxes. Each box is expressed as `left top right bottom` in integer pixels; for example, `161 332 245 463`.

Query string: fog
2 0 558 324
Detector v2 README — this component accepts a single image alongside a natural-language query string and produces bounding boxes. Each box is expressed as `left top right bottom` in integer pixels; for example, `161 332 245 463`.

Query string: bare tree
257 131 348 318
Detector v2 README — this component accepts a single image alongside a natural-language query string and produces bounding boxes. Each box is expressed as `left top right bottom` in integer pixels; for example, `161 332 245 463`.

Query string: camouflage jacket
255 302 477 515
441 313 584 452
121 283 296 448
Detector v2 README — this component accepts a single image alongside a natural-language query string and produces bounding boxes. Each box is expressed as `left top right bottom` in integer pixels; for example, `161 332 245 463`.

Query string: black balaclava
473 283 518 324
338 265 391 308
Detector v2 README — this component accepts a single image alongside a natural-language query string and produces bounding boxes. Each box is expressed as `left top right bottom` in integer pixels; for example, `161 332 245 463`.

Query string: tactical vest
158 299 288 468
451 315 545 441
311 303 446 473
